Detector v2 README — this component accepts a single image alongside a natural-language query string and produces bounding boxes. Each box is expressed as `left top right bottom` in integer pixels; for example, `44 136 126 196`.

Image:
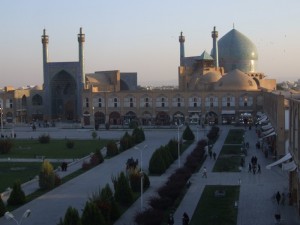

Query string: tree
114 172 134 205
81 201 105 225
63 207 81 225
7 180 26 206
132 127 145 144
182 125 195 141
106 141 119 157
0 195 6 217
0 139 13 154
149 149 167 175
39 160 55 190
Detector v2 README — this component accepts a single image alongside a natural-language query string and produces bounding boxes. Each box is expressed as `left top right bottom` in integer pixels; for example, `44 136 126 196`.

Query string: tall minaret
211 26 219 68
78 27 85 89
179 31 185 66
41 29 49 91
41 29 49 74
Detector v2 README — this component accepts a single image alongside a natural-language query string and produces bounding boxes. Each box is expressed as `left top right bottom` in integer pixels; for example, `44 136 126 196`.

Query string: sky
1 0 300 88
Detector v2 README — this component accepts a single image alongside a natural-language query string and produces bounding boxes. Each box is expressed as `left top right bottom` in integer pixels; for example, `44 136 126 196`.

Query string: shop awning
266 153 292 169
221 110 235 115
260 132 276 140
262 128 274 136
258 116 268 123
282 160 297 171
261 123 272 130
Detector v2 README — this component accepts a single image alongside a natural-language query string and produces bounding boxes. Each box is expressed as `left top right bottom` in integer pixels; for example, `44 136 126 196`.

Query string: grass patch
219 145 243 156
190 185 239 225
224 129 244 145
213 156 242 172
0 162 60 192
0 139 110 159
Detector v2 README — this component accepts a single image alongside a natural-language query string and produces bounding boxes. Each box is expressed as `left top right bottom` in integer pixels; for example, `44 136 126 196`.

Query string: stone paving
0 126 299 225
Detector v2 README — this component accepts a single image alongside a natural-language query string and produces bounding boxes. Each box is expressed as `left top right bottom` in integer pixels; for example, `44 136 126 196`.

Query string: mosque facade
0 27 276 128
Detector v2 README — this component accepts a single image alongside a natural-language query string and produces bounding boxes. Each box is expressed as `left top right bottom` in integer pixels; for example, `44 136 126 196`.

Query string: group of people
248 155 261 174
167 212 190 225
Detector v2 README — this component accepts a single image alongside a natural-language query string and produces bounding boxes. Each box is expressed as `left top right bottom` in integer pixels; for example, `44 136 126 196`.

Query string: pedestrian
208 149 212 159
213 152 216 160
257 164 261 173
248 163 252 173
202 166 207 178
168 213 174 225
182 212 190 225
276 191 281 205
281 192 285 205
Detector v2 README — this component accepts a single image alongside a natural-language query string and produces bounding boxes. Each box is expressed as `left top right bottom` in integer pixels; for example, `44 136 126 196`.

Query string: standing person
276 191 281 205
281 192 285 205
208 149 212 159
182 212 190 225
257 164 261 173
202 166 207 178
168 213 174 225
213 152 216 160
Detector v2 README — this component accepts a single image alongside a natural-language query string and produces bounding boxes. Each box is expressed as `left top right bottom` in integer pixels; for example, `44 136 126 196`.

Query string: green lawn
190 185 239 225
213 156 242 172
0 162 60 192
219 145 243 156
224 129 245 144
0 139 110 159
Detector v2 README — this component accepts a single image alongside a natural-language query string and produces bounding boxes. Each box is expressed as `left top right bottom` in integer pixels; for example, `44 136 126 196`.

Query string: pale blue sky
1 0 299 87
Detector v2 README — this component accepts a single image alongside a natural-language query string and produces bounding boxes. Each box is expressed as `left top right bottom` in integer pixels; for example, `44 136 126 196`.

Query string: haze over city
1 0 299 88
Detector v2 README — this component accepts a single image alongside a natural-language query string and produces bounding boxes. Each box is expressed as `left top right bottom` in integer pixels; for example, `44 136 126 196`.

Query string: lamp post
176 123 183 168
140 171 144 211
92 106 96 131
5 209 31 225
0 107 3 135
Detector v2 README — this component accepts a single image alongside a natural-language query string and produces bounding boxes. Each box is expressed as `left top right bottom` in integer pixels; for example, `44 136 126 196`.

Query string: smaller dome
214 69 258 91
200 72 222 83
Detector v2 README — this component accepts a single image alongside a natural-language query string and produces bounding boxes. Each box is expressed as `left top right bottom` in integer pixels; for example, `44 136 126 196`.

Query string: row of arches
82 110 219 126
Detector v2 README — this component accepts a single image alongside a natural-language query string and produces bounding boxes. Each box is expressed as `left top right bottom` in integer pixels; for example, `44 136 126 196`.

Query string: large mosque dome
218 29 258 73
214 69 258 91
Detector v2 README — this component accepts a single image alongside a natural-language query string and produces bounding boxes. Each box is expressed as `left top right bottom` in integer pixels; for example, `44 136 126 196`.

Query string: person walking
276 191 281 205
202 166 207 178
213 152 216 160
182 212 190 225
168 213 174 225
248 163 252 173
257 164 261 173
281 192 285 205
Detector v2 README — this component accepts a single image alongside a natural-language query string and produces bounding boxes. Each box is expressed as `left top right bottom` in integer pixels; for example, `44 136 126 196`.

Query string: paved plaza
0 125 299 225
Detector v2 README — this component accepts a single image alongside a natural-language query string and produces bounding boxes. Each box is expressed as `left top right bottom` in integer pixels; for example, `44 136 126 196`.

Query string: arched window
32 94 43 106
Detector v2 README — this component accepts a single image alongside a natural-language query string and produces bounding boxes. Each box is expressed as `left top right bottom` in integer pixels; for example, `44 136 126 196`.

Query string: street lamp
0 107 3 135
140 171 144 211
5 209 31 225
176 122 183 168
92 106 95 131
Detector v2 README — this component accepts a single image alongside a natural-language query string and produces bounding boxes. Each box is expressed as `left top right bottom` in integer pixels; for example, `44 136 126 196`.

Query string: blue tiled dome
218 29 258 73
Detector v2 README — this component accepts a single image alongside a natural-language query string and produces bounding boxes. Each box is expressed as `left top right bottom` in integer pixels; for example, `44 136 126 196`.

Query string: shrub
148 196 173 210
182 125 195 141
7 180 26 206
120 132 134 151
113 172 134 205
148 150 166 175
39 160 55 190
63 207 81 225
66 140 75 149
91 131 97 139
135 208 164 225
0 139 13 154
132 127 145 144
167 139 179 160
81 201 105 225
38 134 50 144
106 141 119 157
0 195 6 217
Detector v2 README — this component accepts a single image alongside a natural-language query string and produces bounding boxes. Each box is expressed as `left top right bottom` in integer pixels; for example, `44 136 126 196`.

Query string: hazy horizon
1 0 299 88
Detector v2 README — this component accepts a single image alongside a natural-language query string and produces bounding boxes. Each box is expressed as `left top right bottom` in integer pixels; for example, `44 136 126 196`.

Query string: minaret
78 27 85 89
41 29 49 70
211 26 219 68
179 31 185 66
